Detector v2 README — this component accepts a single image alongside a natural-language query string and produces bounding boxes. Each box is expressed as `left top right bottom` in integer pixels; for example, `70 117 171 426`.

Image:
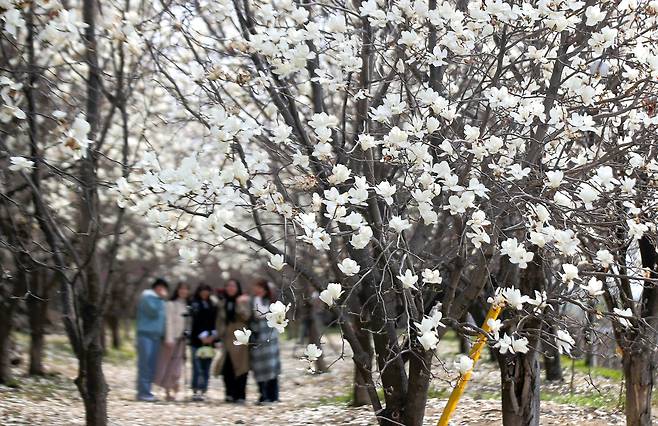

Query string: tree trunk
27 271 51 376
499 352 541 426
352 325 373 407
106 315 121 350
623 350 654 426
402 347 432 426
0 293 14 384
543 352 562 382
75 341 108 426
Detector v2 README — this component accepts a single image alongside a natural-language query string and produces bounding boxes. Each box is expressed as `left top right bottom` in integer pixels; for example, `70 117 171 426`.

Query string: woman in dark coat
189 283 217 401
250 279 281 403
213 279 251 403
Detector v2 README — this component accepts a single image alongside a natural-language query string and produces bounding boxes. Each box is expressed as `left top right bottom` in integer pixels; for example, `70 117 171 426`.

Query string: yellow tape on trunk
438 305 502 426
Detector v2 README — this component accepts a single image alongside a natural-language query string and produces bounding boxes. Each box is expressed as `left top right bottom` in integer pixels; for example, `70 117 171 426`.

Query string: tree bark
352 324 373 407
106 315 122 350
75 339 108 426
543 351 562 382
623 349 654 426
402 347 433 426
0 282 15 385
499 352 541 426
27 270 52 376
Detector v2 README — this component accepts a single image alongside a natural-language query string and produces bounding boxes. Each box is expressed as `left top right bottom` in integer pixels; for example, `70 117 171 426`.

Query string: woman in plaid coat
249 279 281 403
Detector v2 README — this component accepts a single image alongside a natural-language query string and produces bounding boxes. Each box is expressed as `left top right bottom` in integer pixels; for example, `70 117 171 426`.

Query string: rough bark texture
75 337 108 426
0 282 15 385
402 347 433 426
27 270 51 376
543 351 563 382
623 350 654 426
352 324 373 407
106 315 122 350
499 353 541 426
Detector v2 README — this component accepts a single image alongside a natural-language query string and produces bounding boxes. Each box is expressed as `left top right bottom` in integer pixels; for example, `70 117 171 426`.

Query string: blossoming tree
126 0 658 424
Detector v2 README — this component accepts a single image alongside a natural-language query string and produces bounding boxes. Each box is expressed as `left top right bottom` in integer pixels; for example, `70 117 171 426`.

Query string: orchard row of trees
2 0 658 425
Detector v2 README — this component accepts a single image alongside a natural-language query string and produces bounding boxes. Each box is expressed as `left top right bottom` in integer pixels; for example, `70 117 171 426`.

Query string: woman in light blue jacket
136 278 168 401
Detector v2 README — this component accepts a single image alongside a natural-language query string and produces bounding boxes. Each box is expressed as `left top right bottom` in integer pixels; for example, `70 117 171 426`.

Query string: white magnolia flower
375 181 396 205
596 250 614 268
486 318 502 338
266 301 290 333
328 164 352 185
233 328 252 346
338 258 360 276
304 344 323 361
494 334 530 354
319 283 343 306
500 238 534 269
501 287 529 310
613 307 633 327
422 269 442 284
581 277 604 296
555 329 575 355
268 254 286 271
350 226 373 249
8 156 34 172
179 246 198 264
454 355 474 375
398 269 419 291
545 170 563 188
561 264 580 285
417 330 439 351
389 215 411 233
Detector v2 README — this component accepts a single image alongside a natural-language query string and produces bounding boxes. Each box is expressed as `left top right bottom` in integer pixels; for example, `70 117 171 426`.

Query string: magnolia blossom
337 258 360 276
501 287 529 310
613 307 633 328
414 311 444 351
494 333 530 355
561 264 580 286
350 226 373 249
319 283 343 306
304 344 323 362
8 156 34 172
234 328 252 346
454 355 474 375
486 318 502 339
265 301 290 333
555 329 575 355
422 269 442 284
398 269 419 291
374 181 396 205
596 250 614 268
328 164 351 184
389 216 411 233
581 277 604 297
267 254 286 271
178 246 198 264
500 238 534 269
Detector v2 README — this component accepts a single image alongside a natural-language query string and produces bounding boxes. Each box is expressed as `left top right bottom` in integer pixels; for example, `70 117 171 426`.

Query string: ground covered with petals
0 333 644 425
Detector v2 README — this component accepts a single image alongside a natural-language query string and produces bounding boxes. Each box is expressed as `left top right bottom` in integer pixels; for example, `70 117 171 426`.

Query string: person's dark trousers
136 332 161 399
222 357 247 401
257 378 279 402
191 346 212 392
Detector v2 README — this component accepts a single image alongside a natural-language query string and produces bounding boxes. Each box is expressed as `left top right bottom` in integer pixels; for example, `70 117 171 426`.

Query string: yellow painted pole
437 305 502 426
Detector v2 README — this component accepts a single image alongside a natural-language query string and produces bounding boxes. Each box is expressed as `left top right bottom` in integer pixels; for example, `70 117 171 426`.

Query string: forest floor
0 330 652 425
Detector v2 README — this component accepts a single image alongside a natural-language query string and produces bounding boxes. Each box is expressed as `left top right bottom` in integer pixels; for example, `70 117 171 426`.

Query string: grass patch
105 344 136 365
562 356 623 381
317 392 354 405
541 389 619 410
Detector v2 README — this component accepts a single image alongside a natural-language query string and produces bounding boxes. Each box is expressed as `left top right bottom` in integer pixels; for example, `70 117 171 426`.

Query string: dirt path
0 334 635 425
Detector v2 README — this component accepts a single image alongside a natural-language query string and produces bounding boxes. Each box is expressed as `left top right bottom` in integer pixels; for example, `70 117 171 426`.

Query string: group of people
135 277 281 404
